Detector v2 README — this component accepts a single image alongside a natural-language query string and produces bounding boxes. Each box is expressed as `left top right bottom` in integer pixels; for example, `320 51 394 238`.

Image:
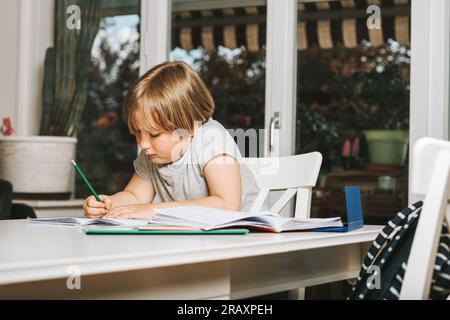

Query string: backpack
348 201 450 300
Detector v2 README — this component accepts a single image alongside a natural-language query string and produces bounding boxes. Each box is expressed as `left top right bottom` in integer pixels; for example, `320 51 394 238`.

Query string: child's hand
83 195 112 218
104 204 155 220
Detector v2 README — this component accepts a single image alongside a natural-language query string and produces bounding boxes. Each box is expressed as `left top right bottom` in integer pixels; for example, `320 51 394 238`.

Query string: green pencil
71 160 101 202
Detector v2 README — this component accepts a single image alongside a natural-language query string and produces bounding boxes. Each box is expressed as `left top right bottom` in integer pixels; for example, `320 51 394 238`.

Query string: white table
0 220 382 299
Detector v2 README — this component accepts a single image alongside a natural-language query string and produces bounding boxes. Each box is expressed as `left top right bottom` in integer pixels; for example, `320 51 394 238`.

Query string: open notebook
28 217 149 228
28 206 343 233
146 206 343 233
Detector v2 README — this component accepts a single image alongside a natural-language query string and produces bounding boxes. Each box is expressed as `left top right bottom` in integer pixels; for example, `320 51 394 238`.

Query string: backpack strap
430 222 450 299
348 201 423 299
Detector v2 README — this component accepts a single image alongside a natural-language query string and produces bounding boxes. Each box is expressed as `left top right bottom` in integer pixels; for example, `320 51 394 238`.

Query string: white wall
0 0 53 136
0 0 20 131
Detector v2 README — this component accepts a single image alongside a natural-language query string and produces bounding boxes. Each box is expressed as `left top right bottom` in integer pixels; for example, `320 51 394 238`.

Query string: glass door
75 0 141 197
170 0 267 158
296 0 411 225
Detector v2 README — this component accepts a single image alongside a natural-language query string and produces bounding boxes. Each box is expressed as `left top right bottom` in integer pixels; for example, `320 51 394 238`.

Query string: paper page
28 217 150 227
279 217 343 232
78 218 149 227
211 215 340 231
28 217 81 226
153 206 343 231
154 206 278 229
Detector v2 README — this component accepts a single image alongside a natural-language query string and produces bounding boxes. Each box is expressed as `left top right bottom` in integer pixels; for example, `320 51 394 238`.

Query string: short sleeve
133 150 153 181
195 125 242 173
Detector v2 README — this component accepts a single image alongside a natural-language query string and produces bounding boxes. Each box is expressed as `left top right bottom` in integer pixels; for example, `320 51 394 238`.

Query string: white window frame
264 0 298 157
409 0 450 203
140 0 172 75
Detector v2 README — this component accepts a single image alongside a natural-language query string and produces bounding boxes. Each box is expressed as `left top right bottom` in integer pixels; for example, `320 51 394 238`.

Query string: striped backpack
348 201 450 300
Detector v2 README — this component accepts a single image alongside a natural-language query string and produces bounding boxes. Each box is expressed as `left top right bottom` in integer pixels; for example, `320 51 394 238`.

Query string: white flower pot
0 136 77 199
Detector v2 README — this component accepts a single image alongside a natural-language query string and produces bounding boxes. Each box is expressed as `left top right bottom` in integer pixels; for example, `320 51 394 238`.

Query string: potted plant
361 44 410 166
330 41 410 166
0 0 101 199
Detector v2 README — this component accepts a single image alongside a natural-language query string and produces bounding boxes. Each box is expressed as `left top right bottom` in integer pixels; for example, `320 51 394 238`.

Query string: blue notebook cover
314 186 364 233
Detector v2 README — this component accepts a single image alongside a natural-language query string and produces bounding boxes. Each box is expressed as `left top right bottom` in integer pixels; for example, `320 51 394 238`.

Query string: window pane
296 0 411 224
75 1 140 198
170 1 267 157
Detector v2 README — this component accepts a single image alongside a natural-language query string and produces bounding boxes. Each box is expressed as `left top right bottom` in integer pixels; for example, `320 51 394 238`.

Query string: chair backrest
243 152 322 218
400 137 450 299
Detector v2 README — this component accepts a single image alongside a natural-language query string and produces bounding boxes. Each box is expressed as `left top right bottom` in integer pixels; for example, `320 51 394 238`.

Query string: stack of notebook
28 205 343 235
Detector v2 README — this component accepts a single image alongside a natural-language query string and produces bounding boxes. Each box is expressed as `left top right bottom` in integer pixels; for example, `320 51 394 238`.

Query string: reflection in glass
75 11 140 198
296 0 411 225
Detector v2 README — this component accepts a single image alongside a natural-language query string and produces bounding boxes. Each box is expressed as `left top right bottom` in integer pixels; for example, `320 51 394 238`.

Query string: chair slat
270 188 297 214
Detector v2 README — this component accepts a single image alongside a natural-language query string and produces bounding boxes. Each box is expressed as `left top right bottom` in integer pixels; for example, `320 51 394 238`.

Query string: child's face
136 129 190 164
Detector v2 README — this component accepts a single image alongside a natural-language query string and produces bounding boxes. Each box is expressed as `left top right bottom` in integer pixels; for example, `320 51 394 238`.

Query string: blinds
172 0 410 51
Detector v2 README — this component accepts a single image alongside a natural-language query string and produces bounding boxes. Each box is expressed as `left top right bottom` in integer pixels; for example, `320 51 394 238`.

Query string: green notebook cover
83 228 250 235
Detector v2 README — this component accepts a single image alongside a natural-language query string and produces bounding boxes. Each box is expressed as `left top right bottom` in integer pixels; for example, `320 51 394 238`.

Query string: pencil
71 160 102 202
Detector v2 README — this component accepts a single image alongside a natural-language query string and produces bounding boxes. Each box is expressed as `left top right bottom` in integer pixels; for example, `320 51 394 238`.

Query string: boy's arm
109 173 155 208
105 155 241 219
150 154 242 211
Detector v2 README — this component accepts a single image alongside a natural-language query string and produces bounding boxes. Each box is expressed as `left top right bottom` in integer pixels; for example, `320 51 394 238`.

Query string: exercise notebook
28 206 343 233
28 217 149 228
149 206 343 232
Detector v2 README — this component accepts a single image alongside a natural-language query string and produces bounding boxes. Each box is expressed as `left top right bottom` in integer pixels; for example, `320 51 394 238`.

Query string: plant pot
363 130 409 166
0 136 77 199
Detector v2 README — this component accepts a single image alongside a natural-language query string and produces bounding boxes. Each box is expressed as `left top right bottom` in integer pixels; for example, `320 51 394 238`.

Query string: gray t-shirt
133 118 261 211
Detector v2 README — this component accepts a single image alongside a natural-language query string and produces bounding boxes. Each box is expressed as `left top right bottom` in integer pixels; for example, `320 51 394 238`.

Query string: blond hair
123 61 215 135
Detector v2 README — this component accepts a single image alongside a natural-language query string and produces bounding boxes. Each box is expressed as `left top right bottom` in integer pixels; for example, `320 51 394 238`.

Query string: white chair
244 152 323 219
400 137 450 299
243 152 322 299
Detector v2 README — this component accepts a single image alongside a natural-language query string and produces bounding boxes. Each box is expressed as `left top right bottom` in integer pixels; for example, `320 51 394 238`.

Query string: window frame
141 0 450 205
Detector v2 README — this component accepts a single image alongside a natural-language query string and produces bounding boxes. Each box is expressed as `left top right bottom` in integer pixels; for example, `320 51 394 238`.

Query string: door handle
269 112 281 152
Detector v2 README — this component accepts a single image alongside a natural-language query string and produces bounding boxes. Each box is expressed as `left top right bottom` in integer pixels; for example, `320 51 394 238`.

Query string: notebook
28 217 149 228
149 206 343 233
28 206 343 233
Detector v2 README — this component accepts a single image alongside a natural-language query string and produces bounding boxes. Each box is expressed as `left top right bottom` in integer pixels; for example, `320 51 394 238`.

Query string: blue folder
314 186 364 233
